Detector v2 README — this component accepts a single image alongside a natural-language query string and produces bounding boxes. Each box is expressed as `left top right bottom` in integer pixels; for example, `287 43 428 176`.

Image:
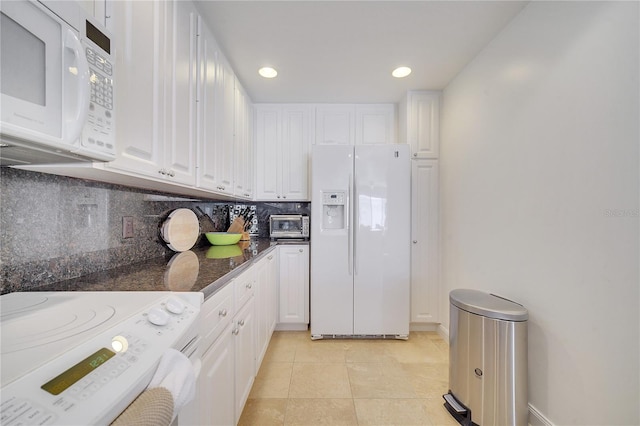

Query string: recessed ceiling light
392 66 412 78
258 67 278 78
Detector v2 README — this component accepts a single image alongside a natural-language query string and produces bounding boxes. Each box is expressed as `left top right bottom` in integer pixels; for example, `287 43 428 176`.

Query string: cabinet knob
413 240 418 244
232 328 239 335
277 195 281 199
268 255 273 260
413 153 418 157
168 170 175 177
238 319 245 327
299 249 303 253
219 309 227 317
283 196 287 199
246 283 252 289
158 169 166 175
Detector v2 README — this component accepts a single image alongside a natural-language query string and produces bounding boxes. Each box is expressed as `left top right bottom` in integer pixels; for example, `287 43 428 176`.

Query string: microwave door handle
64 29 90 144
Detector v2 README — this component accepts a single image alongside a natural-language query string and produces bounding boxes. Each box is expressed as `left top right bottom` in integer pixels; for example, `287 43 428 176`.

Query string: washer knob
147 307 170 326
165 297 186 314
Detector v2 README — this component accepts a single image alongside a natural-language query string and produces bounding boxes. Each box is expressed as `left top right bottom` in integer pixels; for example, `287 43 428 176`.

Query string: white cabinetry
398 91 440 158
212 53 236 196
254 252 277 369
277 245 309 330
233 296 255 423
355 104 396 145
315 105 354 145
234 80 254 199
255 105 311 201
410 159 440 324
315 104 395 145
107 0 196 185
180 284 234 426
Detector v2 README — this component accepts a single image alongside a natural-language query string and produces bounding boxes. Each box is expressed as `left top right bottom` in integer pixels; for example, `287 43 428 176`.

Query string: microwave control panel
80 19 116 161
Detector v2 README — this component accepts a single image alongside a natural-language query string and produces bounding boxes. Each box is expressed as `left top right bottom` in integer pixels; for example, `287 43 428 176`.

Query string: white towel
148 348 197 421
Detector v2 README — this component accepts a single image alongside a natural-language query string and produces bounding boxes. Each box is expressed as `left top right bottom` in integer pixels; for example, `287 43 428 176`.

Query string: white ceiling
194 1 529 104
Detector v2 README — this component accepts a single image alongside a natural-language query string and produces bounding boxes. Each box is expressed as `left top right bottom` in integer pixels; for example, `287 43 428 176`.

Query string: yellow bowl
206 245 243 259
205 232 242 246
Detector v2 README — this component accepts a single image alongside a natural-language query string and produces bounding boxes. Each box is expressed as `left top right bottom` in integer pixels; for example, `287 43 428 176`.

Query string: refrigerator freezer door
353 145 410 335
311 145 354 336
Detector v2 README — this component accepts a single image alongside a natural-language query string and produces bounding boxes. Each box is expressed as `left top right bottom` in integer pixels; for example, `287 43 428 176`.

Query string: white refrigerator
310 144 411 338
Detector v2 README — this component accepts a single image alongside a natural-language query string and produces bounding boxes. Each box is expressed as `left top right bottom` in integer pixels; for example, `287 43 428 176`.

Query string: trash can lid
450 289 528 321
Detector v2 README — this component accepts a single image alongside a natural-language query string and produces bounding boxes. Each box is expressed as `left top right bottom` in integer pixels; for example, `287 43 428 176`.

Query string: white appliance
0 291 202 425
310 144 411 339
0 0 116 165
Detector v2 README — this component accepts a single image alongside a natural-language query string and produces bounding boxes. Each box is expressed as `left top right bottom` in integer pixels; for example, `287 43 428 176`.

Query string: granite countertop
30 238 296 300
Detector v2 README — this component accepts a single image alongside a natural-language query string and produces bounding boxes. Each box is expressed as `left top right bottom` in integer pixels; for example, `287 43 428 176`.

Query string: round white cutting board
161 208 200 252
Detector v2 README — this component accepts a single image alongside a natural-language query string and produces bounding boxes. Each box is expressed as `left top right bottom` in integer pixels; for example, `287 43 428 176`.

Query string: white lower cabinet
410 159 440 324
277 245 309 330
180 249 280 425
233 296 255 423
254 252 277 369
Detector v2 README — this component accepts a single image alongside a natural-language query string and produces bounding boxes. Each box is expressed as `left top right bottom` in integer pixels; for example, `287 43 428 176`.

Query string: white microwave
0 0 116 165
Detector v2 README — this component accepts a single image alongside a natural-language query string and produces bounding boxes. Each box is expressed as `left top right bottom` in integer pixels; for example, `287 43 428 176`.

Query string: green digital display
41 348 116 396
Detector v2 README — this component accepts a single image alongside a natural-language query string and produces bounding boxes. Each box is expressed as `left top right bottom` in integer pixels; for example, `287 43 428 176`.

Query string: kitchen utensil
227 217 245 234
161 208 200 252
205 232 242 245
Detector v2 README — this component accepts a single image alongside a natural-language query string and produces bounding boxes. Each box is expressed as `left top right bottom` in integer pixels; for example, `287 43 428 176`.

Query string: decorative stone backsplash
0 167 308 294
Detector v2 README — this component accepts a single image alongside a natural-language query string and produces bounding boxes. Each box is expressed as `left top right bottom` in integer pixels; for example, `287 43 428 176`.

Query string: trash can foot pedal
443 392 474 426
443 393 466 414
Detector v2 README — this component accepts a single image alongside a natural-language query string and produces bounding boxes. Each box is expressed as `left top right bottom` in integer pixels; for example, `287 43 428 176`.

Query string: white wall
440 2 639 425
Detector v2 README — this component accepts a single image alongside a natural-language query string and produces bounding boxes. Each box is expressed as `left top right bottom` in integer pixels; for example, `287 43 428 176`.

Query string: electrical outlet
122 216 134 238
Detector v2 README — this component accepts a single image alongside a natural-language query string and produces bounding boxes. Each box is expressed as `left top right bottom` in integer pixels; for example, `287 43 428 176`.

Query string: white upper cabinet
398 91 441 158
255 104 311 201
355 104 396 145
107 0 196 186
315 105 354 145
315 104 396 145
234 79 253 199
213 53 236 196
163 0 197 186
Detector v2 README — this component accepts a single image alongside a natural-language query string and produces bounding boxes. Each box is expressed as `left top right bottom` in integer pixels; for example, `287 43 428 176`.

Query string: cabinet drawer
200 284 234 348
235 269 255 310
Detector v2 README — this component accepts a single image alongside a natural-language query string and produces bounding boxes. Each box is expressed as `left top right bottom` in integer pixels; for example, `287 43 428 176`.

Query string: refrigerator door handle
353 173 358 276
348 173 353 275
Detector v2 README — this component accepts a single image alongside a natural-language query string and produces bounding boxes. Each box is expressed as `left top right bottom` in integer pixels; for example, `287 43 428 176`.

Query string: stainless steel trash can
443 289 528 426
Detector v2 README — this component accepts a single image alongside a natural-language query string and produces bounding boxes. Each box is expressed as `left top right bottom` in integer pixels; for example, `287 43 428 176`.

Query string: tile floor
238 331 459 426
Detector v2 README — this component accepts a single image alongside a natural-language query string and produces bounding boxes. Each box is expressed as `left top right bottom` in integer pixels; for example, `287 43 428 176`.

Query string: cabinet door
179 324 234 426
196 18 221 191
164 0 197 185
281 106 311 200
214 53 235 195
107 0 164 177
410 159 440 323
315 105 354 145
355 104 395 145
266 252 278 335
234 80 252 199
408 92 440 158
278 245 309 325
255 105 281 200
234 297 255 423
253 257 269 369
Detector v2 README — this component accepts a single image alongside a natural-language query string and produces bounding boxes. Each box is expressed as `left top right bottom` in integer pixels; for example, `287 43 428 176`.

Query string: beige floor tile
386 339 448 363
400 363 449 398
289 363 352 398
347 363 417 399
294 345 347 363
345 344 396 363
423 398 460 426
250 362 293 398
238 398 287 426
264 336 302 363
284 399 358 426
353 399 431 426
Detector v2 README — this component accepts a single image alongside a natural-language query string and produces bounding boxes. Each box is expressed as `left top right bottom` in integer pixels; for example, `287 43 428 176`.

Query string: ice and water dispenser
321 192 346 230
